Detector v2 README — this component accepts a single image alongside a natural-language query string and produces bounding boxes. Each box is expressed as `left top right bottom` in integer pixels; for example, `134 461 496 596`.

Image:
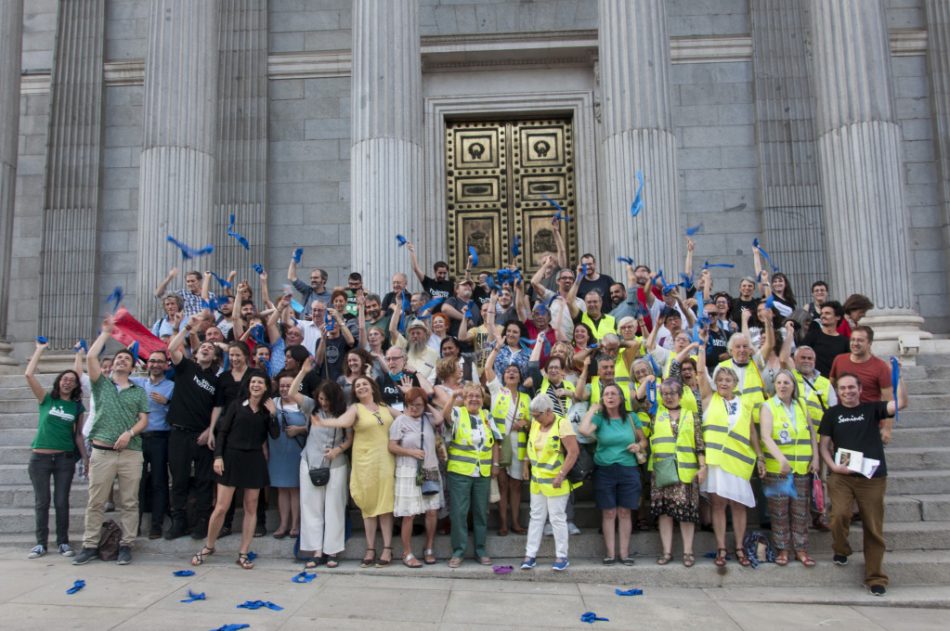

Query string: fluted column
137 0 219 315
925 0 950 299
598 0 679 273
0 0 23 367
213 0 268 276
809 0 925 337
38 0 105 349
751 0 826 293
350 0 423 293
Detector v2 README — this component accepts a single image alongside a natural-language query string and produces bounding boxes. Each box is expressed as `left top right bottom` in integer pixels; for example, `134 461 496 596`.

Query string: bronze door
445 118 578 277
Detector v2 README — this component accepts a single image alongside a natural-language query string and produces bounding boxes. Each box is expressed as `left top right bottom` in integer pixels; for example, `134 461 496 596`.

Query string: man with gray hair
287 258 330 317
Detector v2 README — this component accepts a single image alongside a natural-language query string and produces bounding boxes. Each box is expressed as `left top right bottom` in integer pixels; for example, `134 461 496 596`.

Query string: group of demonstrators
23 221 906 595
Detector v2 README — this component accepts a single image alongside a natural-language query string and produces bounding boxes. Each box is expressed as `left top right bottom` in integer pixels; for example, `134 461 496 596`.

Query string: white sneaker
568 522 581 535
28 545 46 559
58 543 75 557
543 523 553 537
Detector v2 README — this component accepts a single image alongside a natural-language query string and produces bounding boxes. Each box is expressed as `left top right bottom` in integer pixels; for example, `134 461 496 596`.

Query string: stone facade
4 0 949 360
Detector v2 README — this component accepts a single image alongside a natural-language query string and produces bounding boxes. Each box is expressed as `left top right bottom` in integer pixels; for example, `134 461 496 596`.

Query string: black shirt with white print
818 401 891 478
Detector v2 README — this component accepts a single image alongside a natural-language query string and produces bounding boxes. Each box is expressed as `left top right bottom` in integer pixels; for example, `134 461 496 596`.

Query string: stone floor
0 549 948 630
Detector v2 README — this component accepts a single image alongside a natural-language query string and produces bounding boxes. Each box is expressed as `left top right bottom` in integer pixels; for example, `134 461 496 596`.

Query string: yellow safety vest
630 378 654 437
591 377 633 413
447 407 496 477
649 410 700 484
662 353 698 379
681 385 699 417
794 371 832 429
491 388 530 460
580 312 617 342
762 398 813 475
718 358 767 420
539 376 575 412
615 350 631 385
526 416 571 497
702 393 756 480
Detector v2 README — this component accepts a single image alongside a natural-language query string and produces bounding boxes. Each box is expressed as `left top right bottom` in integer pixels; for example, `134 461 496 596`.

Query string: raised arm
332 308 355 346
231 283 246 341
578 402 599 437
86 316 115 384
759 309 775 357
530 257 554 298
696 327 714 402
201 271 211 303
778 321 795 370
566 263 583 319
287 258 298 283
266 295 287 343
258 269 273 310
407 242 426 285
154 267 178 299
166 312 189 365
684 237 695 280
574 356 592 401
514 276 530 322
483 345 500 384
552 221 568 268
24 340 48 401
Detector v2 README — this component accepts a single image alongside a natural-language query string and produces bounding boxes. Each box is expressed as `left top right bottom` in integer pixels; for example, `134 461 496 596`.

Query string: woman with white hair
520 393 579 572
697 329 761 567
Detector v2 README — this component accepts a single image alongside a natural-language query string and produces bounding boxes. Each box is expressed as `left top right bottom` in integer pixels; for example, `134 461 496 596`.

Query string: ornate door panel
445 118 578 277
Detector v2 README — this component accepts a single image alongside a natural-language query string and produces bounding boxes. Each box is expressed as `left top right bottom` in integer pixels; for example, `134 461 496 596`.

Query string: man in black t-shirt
166 319 223 540
376 346 425 412
818 372 906 596
407 241 453 302
804 301 850 376
577 253 614 300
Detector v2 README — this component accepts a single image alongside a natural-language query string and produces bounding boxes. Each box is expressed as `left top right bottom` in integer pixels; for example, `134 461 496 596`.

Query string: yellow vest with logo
447 407 495 477
718 358 767 420
580 312 617 342
491 388 530 460
702 393 756 480
762 397 813 475
649 409 700 483
527 416 570 497
794 371 832 429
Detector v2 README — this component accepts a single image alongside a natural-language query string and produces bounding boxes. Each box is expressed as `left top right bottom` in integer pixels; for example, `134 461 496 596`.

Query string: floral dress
650 412 704 523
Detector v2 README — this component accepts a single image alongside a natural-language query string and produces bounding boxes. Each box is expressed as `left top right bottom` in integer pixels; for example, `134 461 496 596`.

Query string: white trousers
299 459 348 555
525 492 569 560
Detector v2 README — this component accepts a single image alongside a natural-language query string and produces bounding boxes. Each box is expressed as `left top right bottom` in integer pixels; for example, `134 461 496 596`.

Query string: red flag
110 307 166 360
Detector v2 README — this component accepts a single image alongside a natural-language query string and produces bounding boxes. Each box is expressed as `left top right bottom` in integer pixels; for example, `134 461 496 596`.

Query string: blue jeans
28 451 76 547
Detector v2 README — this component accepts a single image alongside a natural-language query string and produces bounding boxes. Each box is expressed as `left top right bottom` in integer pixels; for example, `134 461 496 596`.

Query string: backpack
98 520 122 561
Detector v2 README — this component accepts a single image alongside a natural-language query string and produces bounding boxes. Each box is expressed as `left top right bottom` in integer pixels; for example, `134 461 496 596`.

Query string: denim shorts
593 463 642 510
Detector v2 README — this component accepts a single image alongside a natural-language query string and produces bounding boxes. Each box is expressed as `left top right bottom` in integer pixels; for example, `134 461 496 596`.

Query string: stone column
350 0 423 294
213 0 268 275
750 0 826 293
137 0 219 315
38 0 105 349
809 0 926 339
597 0 680 274
0 0 23 368
925 1 950 301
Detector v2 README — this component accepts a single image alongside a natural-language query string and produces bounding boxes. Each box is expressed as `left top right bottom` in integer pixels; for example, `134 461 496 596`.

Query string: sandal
735 548 751 567
448 556 463 568
272 530 288 540
359 550 376 568
602 556 617 566
236 552 254 570
714 548 727 567
376 546 393 568
656 553 673 566
796 551 816 568
289 529 299 538
498 527 509 537
620 556 636 566
683 553 695 568
325 555 339 568
402 553 423 568
191 546 214 566
775 551 789 566
305 556 322 569
511 525 527 535
423 549 437 565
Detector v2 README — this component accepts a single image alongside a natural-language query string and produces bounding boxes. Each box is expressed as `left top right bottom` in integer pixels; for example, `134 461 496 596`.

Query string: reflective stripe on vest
491 388 530 460
527 416 570 497
795 371 831 428
591 378 633 412
702 394 756 480
580 312 617 342
649 410 699 483
762 397 813 475
447 407 494 477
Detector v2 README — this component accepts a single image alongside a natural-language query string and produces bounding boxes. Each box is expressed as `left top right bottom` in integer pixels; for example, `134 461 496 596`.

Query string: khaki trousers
828 473 888 587
83 448 144 548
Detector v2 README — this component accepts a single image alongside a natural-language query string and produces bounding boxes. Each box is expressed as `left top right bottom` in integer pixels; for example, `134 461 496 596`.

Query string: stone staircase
2 358 950 587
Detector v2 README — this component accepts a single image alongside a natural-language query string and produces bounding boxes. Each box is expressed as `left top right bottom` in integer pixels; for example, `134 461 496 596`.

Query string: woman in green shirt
25 340 88 559
578 383 647 566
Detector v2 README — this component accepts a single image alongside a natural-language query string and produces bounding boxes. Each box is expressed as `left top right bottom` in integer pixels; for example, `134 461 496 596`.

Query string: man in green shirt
73 316 149 566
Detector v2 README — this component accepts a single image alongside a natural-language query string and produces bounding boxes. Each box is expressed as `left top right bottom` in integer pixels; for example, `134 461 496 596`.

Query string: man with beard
407 241 453 301
164 315 223 541
287 260 330 317
577 253 614 300
730 276 761 329
381 272 410 313
314 306 356 382
376 346 432 412
804 300 851 377
392 319 440 379
531 262 584 344
442 279 481 338
829 326 891 403
626 263 663 332
566 277 617 343
361 292 390 341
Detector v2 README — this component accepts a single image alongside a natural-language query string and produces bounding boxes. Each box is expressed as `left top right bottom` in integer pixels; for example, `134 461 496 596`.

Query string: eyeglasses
386 356 404 362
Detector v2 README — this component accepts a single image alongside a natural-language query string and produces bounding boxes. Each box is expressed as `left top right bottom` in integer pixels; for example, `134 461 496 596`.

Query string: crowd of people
22 222 906 595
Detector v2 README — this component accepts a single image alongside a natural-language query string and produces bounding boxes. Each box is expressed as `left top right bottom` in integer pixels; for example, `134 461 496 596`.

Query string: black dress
214 399 279 488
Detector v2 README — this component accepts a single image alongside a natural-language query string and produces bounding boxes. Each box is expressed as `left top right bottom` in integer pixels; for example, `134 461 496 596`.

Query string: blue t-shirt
131 376 175 432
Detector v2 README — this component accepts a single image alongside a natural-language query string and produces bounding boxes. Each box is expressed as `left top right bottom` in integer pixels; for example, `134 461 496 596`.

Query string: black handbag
417 414 441 496
567 445 594 484
308 427 337 487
